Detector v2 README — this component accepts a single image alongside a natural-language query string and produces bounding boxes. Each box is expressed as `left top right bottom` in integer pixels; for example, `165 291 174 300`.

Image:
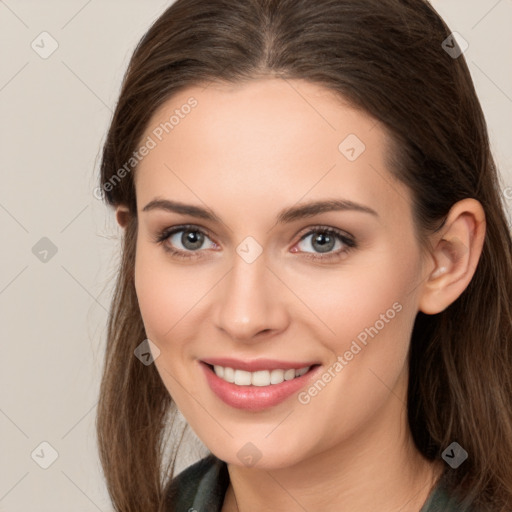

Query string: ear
115 206 131 229
418 198 486 315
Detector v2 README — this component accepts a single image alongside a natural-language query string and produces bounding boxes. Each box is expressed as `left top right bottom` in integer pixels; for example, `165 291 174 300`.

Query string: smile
199 361 322 411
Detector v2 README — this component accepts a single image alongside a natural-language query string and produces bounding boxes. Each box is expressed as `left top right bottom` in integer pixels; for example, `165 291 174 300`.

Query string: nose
213 250 289 343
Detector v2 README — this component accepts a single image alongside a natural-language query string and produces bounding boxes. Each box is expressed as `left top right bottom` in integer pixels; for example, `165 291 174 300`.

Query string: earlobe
115 206 131 228
419 198 486 315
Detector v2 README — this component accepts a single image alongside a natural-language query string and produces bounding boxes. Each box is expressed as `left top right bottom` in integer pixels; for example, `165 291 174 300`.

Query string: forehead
134 78 411 225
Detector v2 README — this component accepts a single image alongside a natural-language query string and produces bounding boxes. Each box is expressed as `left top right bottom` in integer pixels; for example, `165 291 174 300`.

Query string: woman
96 0 512 511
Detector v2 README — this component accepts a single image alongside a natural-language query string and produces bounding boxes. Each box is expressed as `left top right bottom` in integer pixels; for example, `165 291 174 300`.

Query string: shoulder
420 476 480 512
162 453 230 512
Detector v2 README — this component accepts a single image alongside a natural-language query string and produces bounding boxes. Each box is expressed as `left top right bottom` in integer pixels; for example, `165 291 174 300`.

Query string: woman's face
133 78 430 469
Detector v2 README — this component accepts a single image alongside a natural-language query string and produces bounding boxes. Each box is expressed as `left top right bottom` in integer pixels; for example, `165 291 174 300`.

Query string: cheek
312 243 422 387
299 253 418 345
133 245 203 407
134 250 168 339
134 237 199 335
134 241 189 344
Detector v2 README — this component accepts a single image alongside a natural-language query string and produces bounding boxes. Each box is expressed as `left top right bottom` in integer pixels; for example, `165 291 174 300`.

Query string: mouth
199 361 322 411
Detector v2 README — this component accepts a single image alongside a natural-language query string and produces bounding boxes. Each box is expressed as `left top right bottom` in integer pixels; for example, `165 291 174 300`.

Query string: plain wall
1 1 511 510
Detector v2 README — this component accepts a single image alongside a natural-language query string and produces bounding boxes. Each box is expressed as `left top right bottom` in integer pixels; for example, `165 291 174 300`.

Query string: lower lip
199 361 321 411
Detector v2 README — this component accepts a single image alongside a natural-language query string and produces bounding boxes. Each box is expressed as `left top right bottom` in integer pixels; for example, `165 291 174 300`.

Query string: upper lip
200 357 319 372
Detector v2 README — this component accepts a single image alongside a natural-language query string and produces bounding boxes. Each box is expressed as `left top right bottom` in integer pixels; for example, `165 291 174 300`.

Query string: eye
153 224 217 260
153 224 357 262
292 226 356 262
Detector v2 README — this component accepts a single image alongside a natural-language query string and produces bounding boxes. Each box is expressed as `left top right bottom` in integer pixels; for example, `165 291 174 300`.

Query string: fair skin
116 78 485 511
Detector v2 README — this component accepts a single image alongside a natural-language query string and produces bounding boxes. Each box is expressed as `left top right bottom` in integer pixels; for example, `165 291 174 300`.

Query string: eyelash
152 224 357 262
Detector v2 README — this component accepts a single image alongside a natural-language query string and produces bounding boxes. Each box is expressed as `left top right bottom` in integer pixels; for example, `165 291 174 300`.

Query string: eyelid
295 224 354 242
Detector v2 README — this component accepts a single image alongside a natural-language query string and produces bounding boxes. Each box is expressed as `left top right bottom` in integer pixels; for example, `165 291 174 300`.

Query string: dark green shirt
163 454 470 512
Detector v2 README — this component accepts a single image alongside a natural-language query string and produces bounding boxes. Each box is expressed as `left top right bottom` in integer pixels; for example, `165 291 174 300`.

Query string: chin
209 439 313 471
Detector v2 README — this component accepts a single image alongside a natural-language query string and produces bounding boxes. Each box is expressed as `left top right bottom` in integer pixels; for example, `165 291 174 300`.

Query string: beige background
1 1 511 510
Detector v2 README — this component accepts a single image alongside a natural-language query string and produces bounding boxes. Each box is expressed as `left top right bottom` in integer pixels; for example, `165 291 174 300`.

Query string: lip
199 361 322 411
200 357 319 372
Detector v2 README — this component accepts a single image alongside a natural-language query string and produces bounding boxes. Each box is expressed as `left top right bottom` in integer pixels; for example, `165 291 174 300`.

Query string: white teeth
253 370 271 386
284 368 296 381
295 366 309 377
234 369 252 386
212 365 311 386
270 369 285 384
223 366 235 383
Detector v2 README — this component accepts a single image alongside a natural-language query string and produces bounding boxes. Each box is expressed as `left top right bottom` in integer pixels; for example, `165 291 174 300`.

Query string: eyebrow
141 198 378 223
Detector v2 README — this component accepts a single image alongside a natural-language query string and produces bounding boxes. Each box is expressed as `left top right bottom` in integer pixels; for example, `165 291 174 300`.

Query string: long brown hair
96 1 512 510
